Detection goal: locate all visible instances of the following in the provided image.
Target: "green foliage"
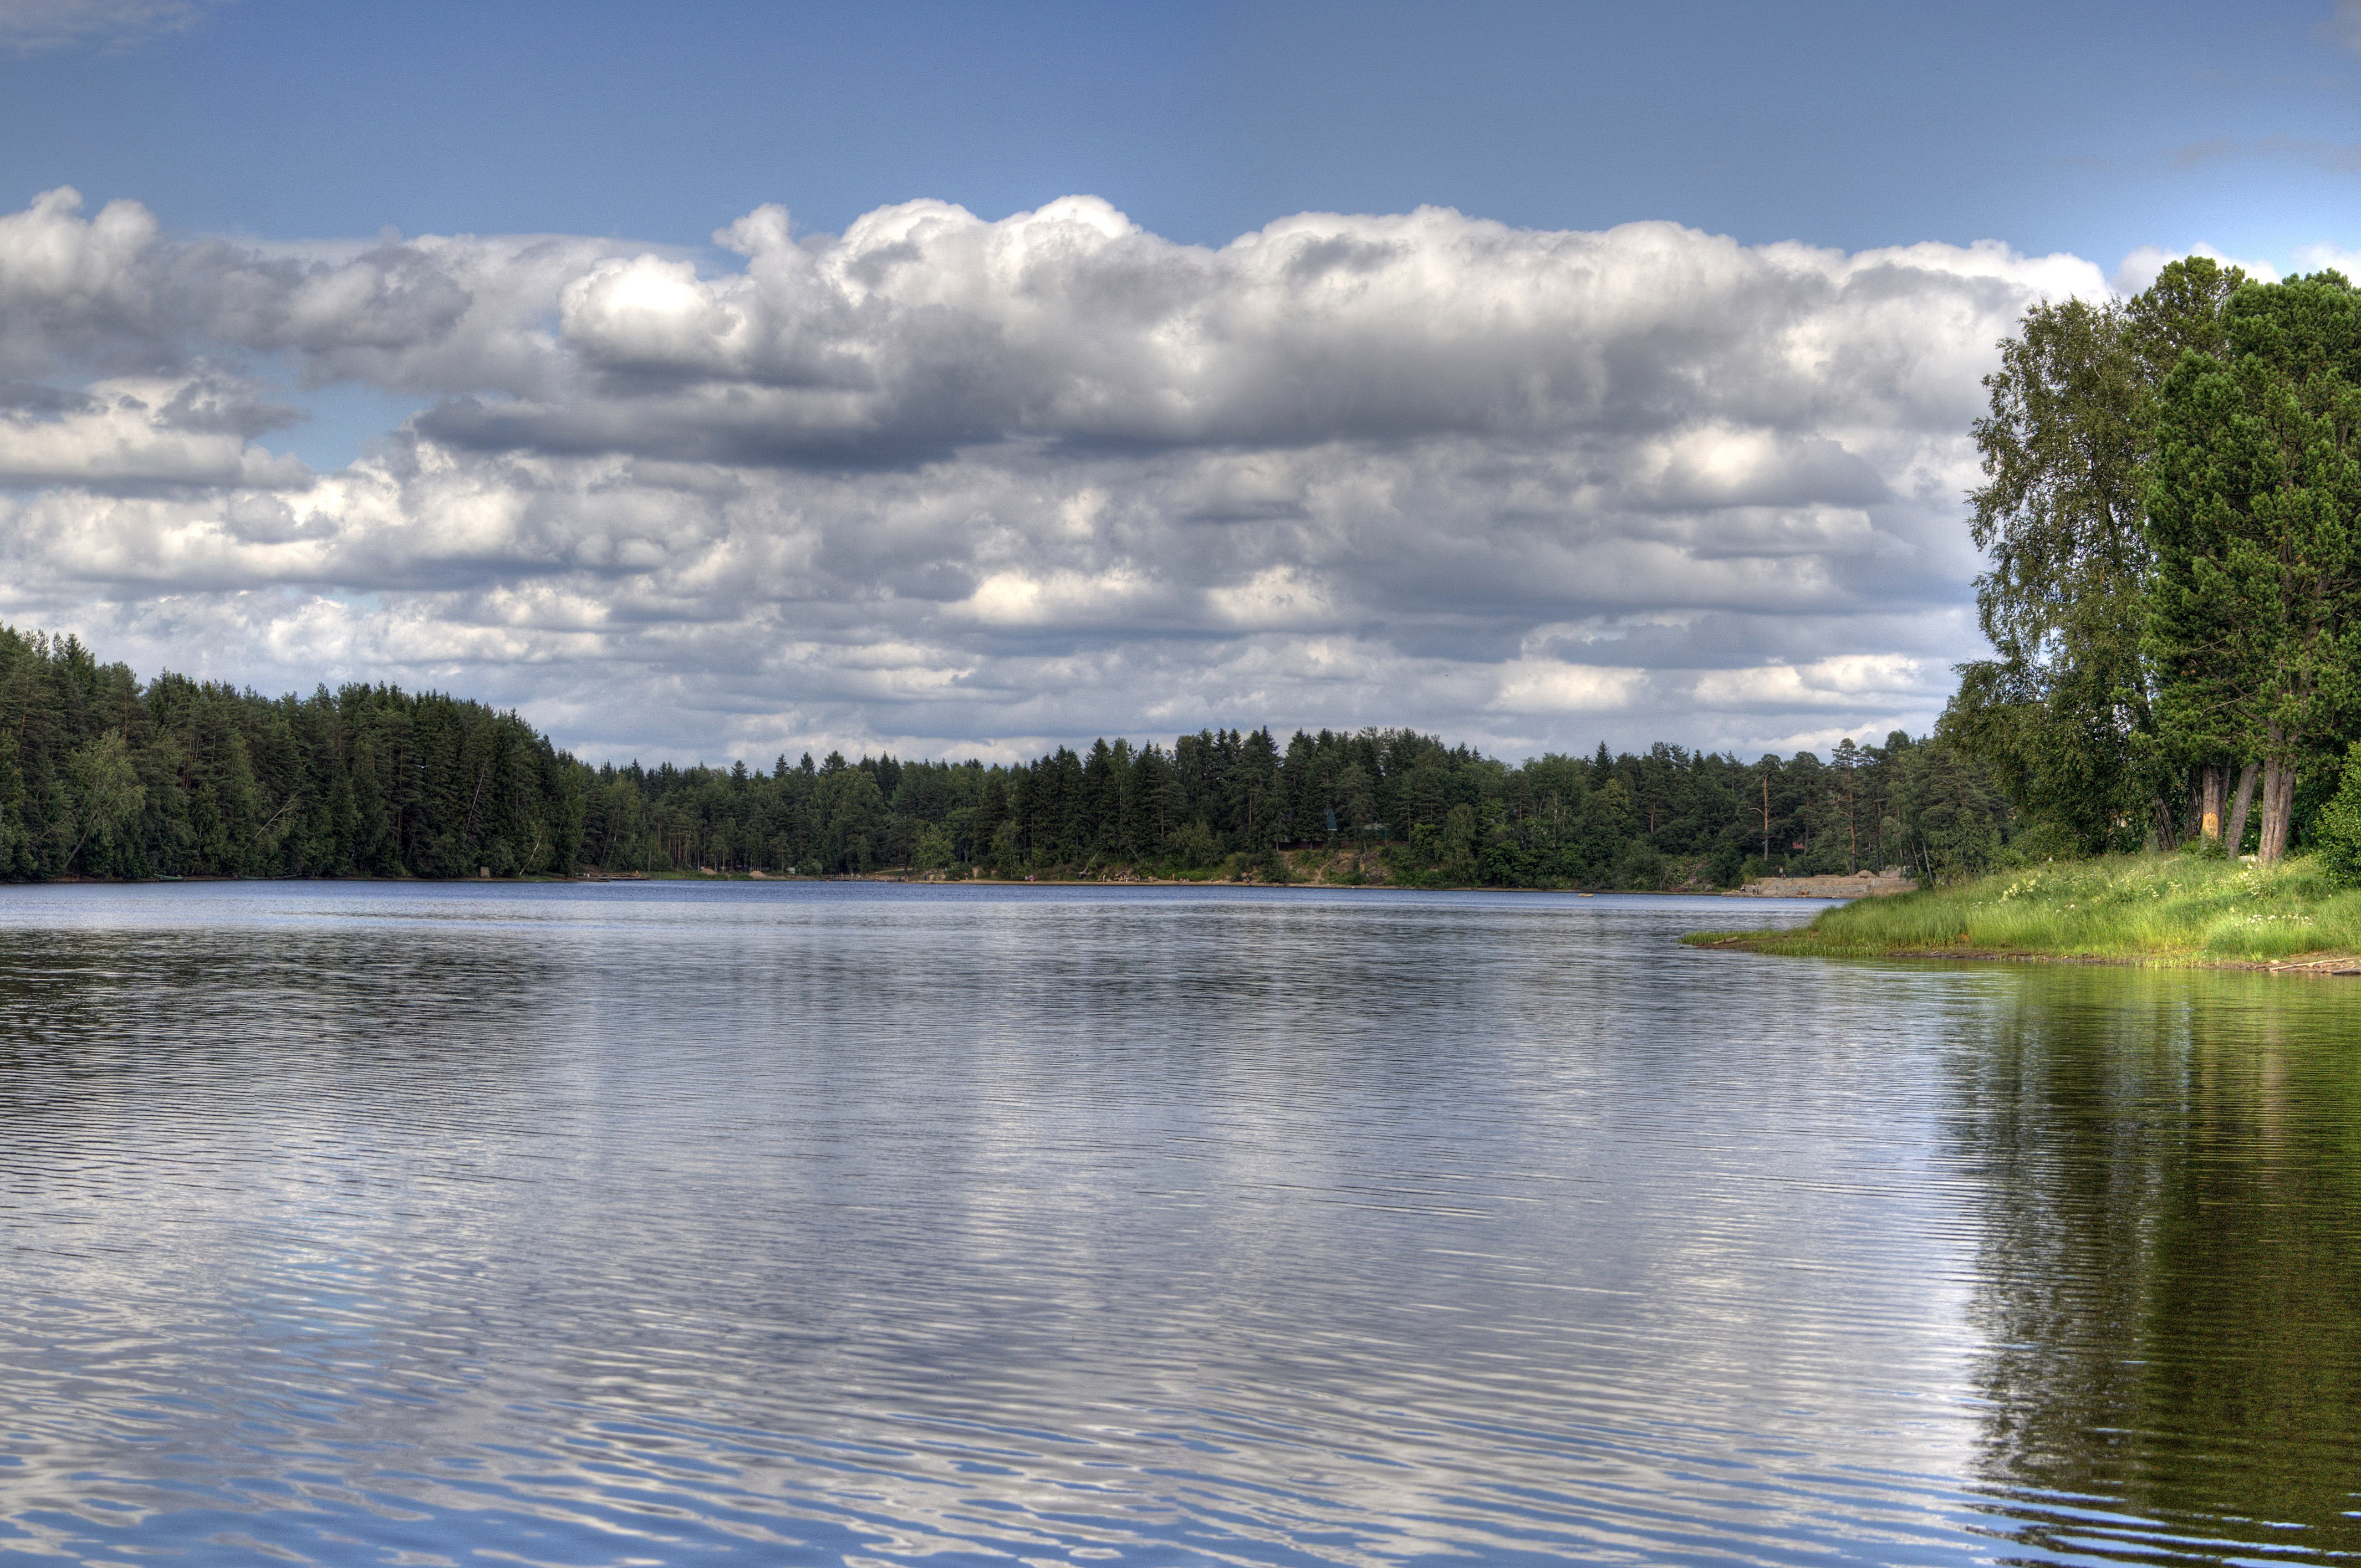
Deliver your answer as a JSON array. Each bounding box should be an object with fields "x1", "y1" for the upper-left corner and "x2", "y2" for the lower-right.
[
  {"x1": 1944, "y1": 259, "x2": 2245, "y2": 853},
  {"x1": 987, "y1": 820, "x2": 1023, "y2": 876},
  {"x1": 920, "y1": 726, "x2": 2006, "y2": 890},
  {"x1": 63, "y1": 729, "x2": 143, "y2": 874},
  {"x1": 1164, "y1": 819, "x2": 1221, "y2": 870},
  {"x1": 2312, "y1": 744, "x2": 2361, "y2": 890},
  {"x1": 2148, "y1": 270, "x2": 2361, "y2": 860},
  {"x1": 0, "y1": 625, "x2": 584, "y2": 881},
  {"x1": 1991, "y1": 816, "x2": 2083, "y2": 871},
  {"x1": 1944, "y1": 260, "x2": 2244, "y2": 854},
  {"x1": 0, "y1": 619, "x2": 2022, "y2": 890},
  {"x1": 2180, "y1": 828, "x2": 2229, "y2": 861},
  {"x1": 1947, "y1": 295, "x2": 2153, "y2": 850},
  {"x1": 1947, "y1": 259, "x2": 2361, "y2": 869},
  {"x1": 910, "y1": 823, "x2": 955, "y2": 871}
]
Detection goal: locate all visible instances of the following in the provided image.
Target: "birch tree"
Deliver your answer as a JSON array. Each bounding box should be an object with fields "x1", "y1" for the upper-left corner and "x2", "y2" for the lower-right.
[{"x1": 1942, "y1": 258, "x2": 2242, "y2": 851}]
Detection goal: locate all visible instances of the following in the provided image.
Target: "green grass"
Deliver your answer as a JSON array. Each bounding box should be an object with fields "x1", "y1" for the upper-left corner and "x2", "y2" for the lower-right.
[{"x1": 1685, "y1": 852, "x2": 2361, "y2": 965}]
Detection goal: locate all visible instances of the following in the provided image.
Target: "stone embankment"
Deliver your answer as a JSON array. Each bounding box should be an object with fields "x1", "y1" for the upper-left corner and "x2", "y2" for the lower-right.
[{"x1": 1731, "y1": 870, "x2": 1916, "y2": 898}]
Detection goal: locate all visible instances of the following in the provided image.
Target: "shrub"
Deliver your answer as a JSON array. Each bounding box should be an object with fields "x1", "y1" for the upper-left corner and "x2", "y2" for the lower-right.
[
  {"x1": 1615, "y1": 839, "x2": 1665, "y2": 890},
  {"x1": 2313, "y1": 743, "x2": 2361, "y2": 890},
  {"x1": 1992, "y1": 816, "x2": 2080, "y2": 871}
]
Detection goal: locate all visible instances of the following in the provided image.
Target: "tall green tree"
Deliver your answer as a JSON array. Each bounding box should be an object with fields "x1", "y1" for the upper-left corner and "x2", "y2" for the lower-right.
[
  {"x1": 1943, "y1": 259, "x2": 2243, "y2": 851},
  {"x1": 63, "y1": 729, "x2": 144, "y2": 875},
  {"x1": 2148, "y1": 272, "x2": 2361, "y2": 862}
]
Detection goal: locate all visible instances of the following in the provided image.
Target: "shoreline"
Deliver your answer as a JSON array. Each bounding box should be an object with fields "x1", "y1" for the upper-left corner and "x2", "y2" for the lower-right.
[
  {"x1": 1682, "y1": 852, "x2": 2361, "y2": 975},
  {"x1": 29, "y1": 870, "x2": 1765, "y2": 896},
  {"x1": 1683, "y1": 931, "x2": 2361, "y2": 975}
]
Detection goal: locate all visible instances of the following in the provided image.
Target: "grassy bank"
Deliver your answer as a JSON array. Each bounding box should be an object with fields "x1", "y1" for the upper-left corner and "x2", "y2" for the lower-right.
[{"x1": 1686, "y1": 852, "x2": 2361, "y2": 967}]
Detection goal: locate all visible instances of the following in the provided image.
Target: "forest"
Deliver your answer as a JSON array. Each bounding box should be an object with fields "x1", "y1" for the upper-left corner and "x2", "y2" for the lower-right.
[{"x1": 0, "y1": 621, "x2": 2008, "y2": 887}]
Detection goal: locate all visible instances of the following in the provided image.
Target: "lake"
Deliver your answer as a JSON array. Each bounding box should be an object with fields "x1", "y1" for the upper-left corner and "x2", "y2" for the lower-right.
[{"x1": 0, "y1": 881, "x2": 2353, "y2": 1566}]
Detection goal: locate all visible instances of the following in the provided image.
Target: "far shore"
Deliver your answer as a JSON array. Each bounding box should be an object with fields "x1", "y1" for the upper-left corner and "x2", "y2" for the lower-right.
[
  {"x1": 37, "y1": 867, "x2": 1800, "y2": 896},
  {"x1": 37, "y1": 842, "x2": 1857, "y2": 897}
]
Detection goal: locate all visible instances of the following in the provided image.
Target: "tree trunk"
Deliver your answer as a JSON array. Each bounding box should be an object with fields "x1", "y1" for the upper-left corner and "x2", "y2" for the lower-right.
[
  {"x1": 2200, "y1": 763, "x2": 2226, "y2": 840},
  {"x1": 2225, "y1": 762, "x2": 2260, "y2": 856},
  {"x1": 2258, "y1": 740, "x2": 2297, "y2": 864}
]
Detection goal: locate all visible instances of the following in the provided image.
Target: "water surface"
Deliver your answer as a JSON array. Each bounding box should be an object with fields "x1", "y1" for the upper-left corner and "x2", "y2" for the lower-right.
[{"x1": 0, "y1": 881, "x2": 2353, "y2": 1565}]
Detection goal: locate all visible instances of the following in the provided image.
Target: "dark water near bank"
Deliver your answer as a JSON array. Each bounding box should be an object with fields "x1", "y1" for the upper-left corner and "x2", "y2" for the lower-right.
[{"x1": 0, "y1": 882, "x2": 2354, "y2": 1566}]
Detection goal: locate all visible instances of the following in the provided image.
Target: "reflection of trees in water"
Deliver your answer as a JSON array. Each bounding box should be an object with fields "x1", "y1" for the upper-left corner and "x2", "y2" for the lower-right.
[{"x1": 1952, "y1": 971, "x2": 2361, "y2": 1561}]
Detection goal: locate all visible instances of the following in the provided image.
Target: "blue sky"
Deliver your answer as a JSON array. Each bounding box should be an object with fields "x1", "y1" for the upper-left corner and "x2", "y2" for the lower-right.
[
  {"x1": 7, "y1": 1, "x2": 2357, "y2": 264},
  {"x1": 2, "y1": 0, "x2": 2359, "y2": 764}
]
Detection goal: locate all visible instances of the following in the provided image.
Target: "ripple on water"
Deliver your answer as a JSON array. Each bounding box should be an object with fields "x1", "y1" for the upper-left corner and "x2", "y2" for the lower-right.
[{"x1": 0, "y1": 882, "x2": 2354, "y2": 1565}]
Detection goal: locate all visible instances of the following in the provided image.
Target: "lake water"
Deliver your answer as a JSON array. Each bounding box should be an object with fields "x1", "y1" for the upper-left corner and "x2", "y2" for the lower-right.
[{"x1": 0, "y1": 882, "x2": 2354, "y2": 1567}]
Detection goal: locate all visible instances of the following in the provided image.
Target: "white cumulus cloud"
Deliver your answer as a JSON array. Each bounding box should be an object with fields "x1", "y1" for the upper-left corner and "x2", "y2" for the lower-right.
[{"x1": 0, "y1": 187, "x2": 2119, "y2": 762}]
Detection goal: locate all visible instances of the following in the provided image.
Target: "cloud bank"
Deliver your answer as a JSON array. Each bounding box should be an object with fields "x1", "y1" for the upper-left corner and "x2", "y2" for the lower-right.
[{"x1": 0, "y1": 186, "x2": 2110, "y2": 762}]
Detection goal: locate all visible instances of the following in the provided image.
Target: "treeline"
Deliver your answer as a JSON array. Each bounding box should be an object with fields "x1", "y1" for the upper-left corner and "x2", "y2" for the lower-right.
[
  {"x1": 585, "y1": 729, "x2": 2005, "y2": 887},
  {"x1": 0, "y1": 626, "x2": 581, "y2": 881},
  {"x1": 1950, "y1": 258, "x2": 2361, "y2": 862},
  {"x1": 0, "y1": 621, "x2": 2011, "y2": 886}
]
